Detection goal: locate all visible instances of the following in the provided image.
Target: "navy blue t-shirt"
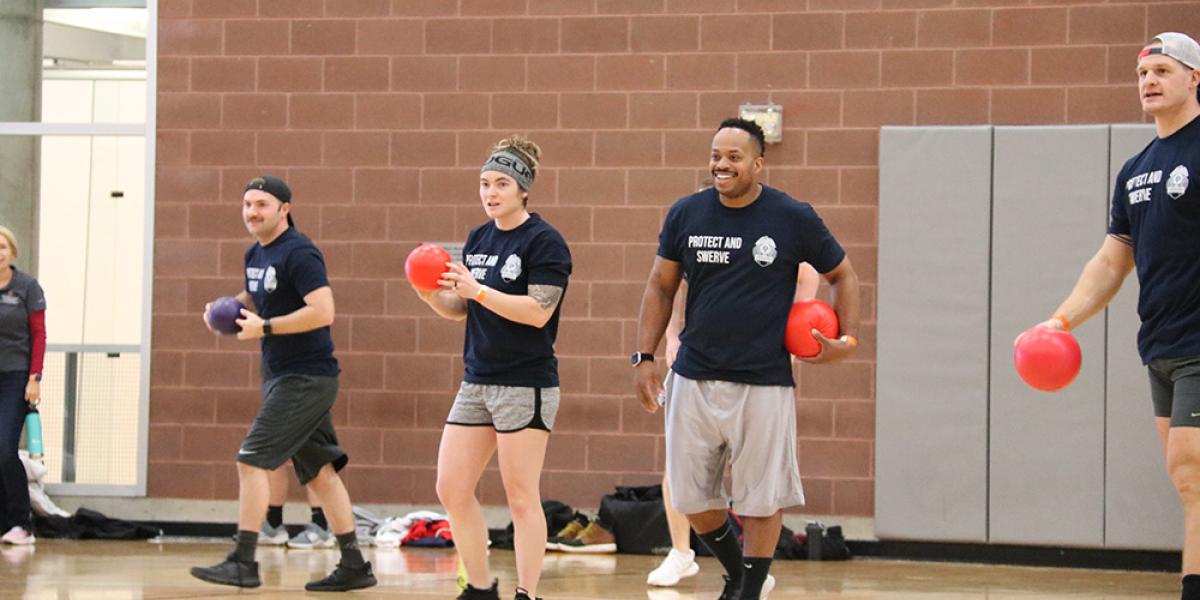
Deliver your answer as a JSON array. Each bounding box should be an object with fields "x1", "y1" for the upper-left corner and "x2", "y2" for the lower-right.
[
  {"x1": 658, "y1": 186, "x2": 845, "y2": 386},
  {"x1": 462, "y1": 213, "x2": 572, "y2": 388},
  {"x1": 1109, "y1": 114, "x2": 1200, "y2": 364},
  {"x1": 244, "y1": 227, "x2": 338, "y2": 378}
]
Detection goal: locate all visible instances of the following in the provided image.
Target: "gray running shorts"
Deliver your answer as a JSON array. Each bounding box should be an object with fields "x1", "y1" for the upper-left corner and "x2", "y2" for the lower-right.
[
  {"x1": 238, "y1": 374, "x2": 347, "y2": 485},
  {"x1": 447, "y1": 382, "x2": 559, "y2": 433}
]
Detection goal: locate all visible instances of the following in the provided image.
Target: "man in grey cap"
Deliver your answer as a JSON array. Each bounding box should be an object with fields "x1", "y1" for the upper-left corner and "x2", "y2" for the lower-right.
[{"x1": 1023, "y1": 32, "x2": 1200, "y2": 600}]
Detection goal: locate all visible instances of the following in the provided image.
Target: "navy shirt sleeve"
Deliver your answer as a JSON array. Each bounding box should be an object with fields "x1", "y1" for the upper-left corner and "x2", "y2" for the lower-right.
[
  {"x1": 657, "y1": 201, "x2": 684, "y2": 262},
  {"x1": 1108, "y1": 160, "x2": 1132, "y2": 236},
  {"x1": 526, "y1": 230, "x2": 572, "y2": 288},
  {"x1": 796, "y1": 203, "x2": 846, "y2": 274},
  {"x1": 286, "y1": 246, "x2": 330, "y2": 298}
]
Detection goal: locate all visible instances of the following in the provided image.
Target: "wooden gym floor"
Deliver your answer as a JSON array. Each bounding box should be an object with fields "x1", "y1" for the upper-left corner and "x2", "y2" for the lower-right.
[{"x1": 2, "y1": 539, "x2": 1179, "y2": 599}]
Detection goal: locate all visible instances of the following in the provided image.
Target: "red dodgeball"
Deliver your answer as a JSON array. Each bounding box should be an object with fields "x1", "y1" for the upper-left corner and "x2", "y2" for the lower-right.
[
  {"x1": 405, "y1": 243, "x2": 452, "y2": 292},
  {"x1": 785, "y1": 299, "x2": 839, "y2": 358},
  {"x1": 1014, "y1": 326, "x2": 1082, "y2": 392}
]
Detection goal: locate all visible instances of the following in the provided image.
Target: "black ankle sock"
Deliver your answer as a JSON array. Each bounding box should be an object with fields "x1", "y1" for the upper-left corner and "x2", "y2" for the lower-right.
[
  {"x1": 740, "y1": 557, "x2": 772, "y2": 599},
  {"x1": 233, "y1": 529, "x2": 258, "y2": 563},
  {"x1": 1183, "y1": 574, "x2": 1200, "y2": 600},
  {"x1": 311, "y1": 507, "x2": 328, "y2": 529},
  {"x1": 266, "y1": 505, "x2": 283, "y2": 529},
  {"x1": 697, "y1": 518, "x2": 743, "y2": 582},
  {"x1": 336, "y1": 531, "x2": 364, "y2": 567}
]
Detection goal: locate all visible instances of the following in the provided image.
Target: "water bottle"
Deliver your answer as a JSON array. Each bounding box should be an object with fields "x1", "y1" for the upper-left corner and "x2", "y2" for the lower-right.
[
  {"x1": 25, "y1": 404, "x2": 43, "y2": 461},
  {"x1": 805, "y1": 521, "x2": 823, "y2": 561}
]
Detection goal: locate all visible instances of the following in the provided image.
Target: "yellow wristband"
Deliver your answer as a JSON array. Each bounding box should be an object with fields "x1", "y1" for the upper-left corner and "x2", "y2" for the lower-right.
[
  {"x1": 1053, "y1": 313, "x2": 1071, "y2": 331},
  {"x1": 475, "y1": 285, "x2": 488, "y2": 302}
]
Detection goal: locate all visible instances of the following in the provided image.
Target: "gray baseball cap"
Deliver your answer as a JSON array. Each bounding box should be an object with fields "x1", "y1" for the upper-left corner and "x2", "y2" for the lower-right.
[{"x1": 1141, "y1": 32, "x2": 1200, "y2": 69}]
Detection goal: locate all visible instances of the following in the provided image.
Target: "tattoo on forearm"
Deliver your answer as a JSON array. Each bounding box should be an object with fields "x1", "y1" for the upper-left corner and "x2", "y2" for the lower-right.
[{"x1": 529, "y1": 285, "x2": 564, "y2": 310}]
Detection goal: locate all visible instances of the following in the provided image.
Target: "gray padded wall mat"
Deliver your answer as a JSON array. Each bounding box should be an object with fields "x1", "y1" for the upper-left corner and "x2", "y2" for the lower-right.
[
  {"x1": 1104, "y1": 124, "x2": 1183, "y2": 550},
  {"x1": 877, "y1": 127, "x2": 992, "y2": 542},
  {"x1": 988, "y1": 126, "x2": 1110, "y2": 546}
]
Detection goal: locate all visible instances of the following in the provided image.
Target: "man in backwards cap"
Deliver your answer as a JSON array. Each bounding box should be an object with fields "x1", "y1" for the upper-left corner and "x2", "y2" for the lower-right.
[
  {"x1": 1025, "y1": 33, "x2": 1200, "y2": 600},
  {"x1": 191, "y1": 176, "x2": 376, "y2": 592}
]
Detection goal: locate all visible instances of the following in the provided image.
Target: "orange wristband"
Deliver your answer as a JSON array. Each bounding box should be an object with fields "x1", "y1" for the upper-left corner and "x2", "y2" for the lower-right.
[
  {"x1": 475, "y1": 285, "x2": 488, "y2": 302},
  {"x1": 1053, "y1": 313, "x2": 1071, "y2": 331}
]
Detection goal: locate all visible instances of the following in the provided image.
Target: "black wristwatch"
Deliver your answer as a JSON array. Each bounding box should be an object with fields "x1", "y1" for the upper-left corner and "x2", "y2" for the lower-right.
[
  {"x1": 631, "y1": 352, "x2": 655, "y2": 367},
  {"x1": 262, "y1": 319, "x2": 273, "y2": 337}
]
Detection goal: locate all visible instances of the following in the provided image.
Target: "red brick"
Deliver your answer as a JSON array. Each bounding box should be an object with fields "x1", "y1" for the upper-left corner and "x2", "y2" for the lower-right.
[
  {"x1": 524, "y1": 130, "x2": 594, "y2": 167},
  {"x1": 213, "y1": 389, "x2": 260, "y2": 425},
  {"x1": 380, "y1": 429, "x2": 440, "y2": 467},
  {"x1": 664, "y1": 130, "x2": 714, "y2": 167},
  {"x1": 627, "y1": 168, "x2": 695, "y2": 207},
  {"x1": 191, "y1": 131, "x2": 255, "y2": 166},
  {"x1": 158, "y1": 93, "x2": 221, "y2": 129},
  {"x1": 700, "y1": 14, "x2": 769, "y2": 52},
  {"x1": 593, "y1": 208, "x2": 661, "y2": 244},
  {"x1": 993, "y1": 8, "x2": 1067, "y2": 46},
  {"x1": 629, "y1": 93, "x2": 697, "y2": 129},
  {"x1": 150, "y1": 387, "x2": 216, "y2": 425},
  {"x1": 916, "y1": 10, "x2": 991, "y2": 48},
  {"x1": 528, "y1": 56, "x2": 595, "y2": 91},
  {"x1": 843, "y1": 89, "x2": 913, "y2": 127},
  {"x1": 160, "y1": 20, "x2": 223, "y2": 56},
  {"x1": 316, "y1": 204, "x2": 387, "y2": 241},
  {"x1": 185, "y1": 351, "x2": 253, "y2": 388},
  {"x1": 347, "y1": 315, "x2": 416, "y2": 352},
  {"x1": 737, "y1": 52, "x2": 807, "y2": 90},
  {"x1": 666, "y1": 0, "x2": 730, "y2": 12},
  {"x1": 807, "y1": 129, "x2": 877, "y2": 167},
  {"x1": 352, "y1": 94, "x2": 420, "y2": 130},
  {"x1": 188, "y1": 203, "x2": 247, "y2": 239},
  {"x1": 1068, "y1": 5, "x2": 1147, "y2": 45},
  {"x1": 561, "y1": 93, "x2": 628, "y2": 129},
  {"x1": 1031, "y1": 46, "x2": 1107, "y2": 85},
  {"x1": 620, "y1": 400, "x2": 663, "y2": 434},
  {"x1": 664, "y1": 54, "x2": 735, "y2": 91},
  {"x1": 563, "y1": 17, "x2": 629, "y2": 52},
  {"x1": 224, "y1": 19, "x2": 288, "y2": 55},
  {"x1": 288, "y1": 94, "x2": 354, "y2": 129},
  {"x1": 739, "y1": 0, "x2": 808, "y2": 10},
  {"x1": 424, "y1": 94, "x2": 490, "y2": 129},
  {"x1": 149, "y1": 425, "x2": 182, "y2": 461},
  {"x1": 955, "y1": 48, "x2": 1029, "y2": 86},
  {"x1": 916, "y1": 88, "x2": 990, "y2": 125},
  {"x1": 158, "y1": 57, "x2": 191, "y2": 93},
  {"x1": 1108, "y1": 45, "x2": 1143, "y2": 85},
  {"x1": 254, "y1": 131, "x2": 321, "y2": 166},
  {"x1": 415, "y1": 315, "x2": 466, "y2": 354},
  {"x1": 159, "y1": 0, "x2": 191, "y2": 18},
  {"x1": 762, "y1": 92, "x2": 839, "y2": 130},
  {"x1": 811, "y1": 51, "x2": 880, "y2": 89},
  {"x1": 588, "y1": 434, "x2": 657, "y2": 472},
  {"x1": 1148, "y1": 5, "x2": 1200, "y2": 42},
  {"x1": 151, "y1": 351, "x2": 185, "y2": 387},
  {"x1": 771, "y1": 13, "x2": 843, "y2": 51},
  {"x1": 834, "y1": 400, "x2": 874, "y2": 439},
  {"x1": 385, "y1": 354, "x2": 455, "y2": 392},
  {"x1": 544, "y1": 471, "x2": 619, "y2": 510},
  {"x1": 328, "y1": 279, "x2": 387, "y2": 316},
  {"x1": 847, "y1": 11, "x2": 917, "y2": 49},
  {"x1": 324, "y1": 131, "x2": 390, "y2": 167},
  {"x1": 357, "y1": 19, "x2": 424, "y2": 55},
  {"x1": 392, "y1": 56, "x2": 457, "y2": 92},
  {"x1": 219, "y1": 167, "x2": 262, "y2": 200},
  {"x1": 567, "y1": 244, "x2": 625, "y2": 282},
  {"x1": 257, "y1": 57, "x2": 322, "y2": 92},
  {"x1": 191, "y1": 57, "x2": 255, "y2": 92},
  {"x1": 259, "y1": 0, "x2": 322, "y2": 16},
  {"x1": 461, "y1": 0, "x2": 524, "y2": 14},
  {"x1": 795, "y1": 399, "x2": 834, "y2": 438},
  {"x1": 597, "y1": 55, "x2": 665, "y2": 90},
  {"x1": 799, "y1": 439, "x2": 871, "y2": 478},
  {"x1": 542, "y1": 435, "x2": 587, "y2": 471},
  {"x1": 425, "y1": 18, "x2": 492, "y2": 54},
  {"x1": 158, "y1": 167, "x2": 220, "y2": 205},
  {"x1": 493, "y1": 18, "x2": 561, "y2": 54},
  {"x1": 148, "y1": 462, "x2": 213, "y2": 499},
  {"x1": 391, "y1": 0, "x2": 458, "y2": 16},
  {"x1": 192, "y1": 0, "x2": 255, "y2": 17},
  {"x1": 327, "y1": 0, "x2": 390, "y2": 17},
  {"x1": 766, "y1": 168, "x2": 839, "y2": 204},
  {"x1": 1066, "y1": 85, "x2": 1144, "y2": 125},
  {"x1": 291, "y1": 20, "x2": 356, "y2": 56},
  {"x1": 347, "y1": 391, "x2": 415, "y2": 428},
  {"x1": 459, "y1": 56, "x2": 527, "y2": 92},
  {"x1": 839, "y1": 167, "x2": 877, "y2": 206},
  {"x1": 820, "y1": 206, "x2": 876, "y2": 246},
  {"x1": 221, "y1": 94, "x2": 287, "y2": 129},
  {"x1": 598, "y1": 0, "x2": 664, "y2": 13},
  {"x1": 834, "y1": 478, "x2": 875, "y2": 516},
  {"x1": 557, "y1": 169, "x2": 626, "y2": 206},
  {"x1": 340, "y1": 353, "x2": 384, "y2": 389},
  {"x1": 631, "y1": 16, "x2": 697, "y2": 52},
  {"x1": 529, "y1": 0, "x2": 593, "y2": 14},
  {"x1": 390, "y1": 132, "x2": 457, "y2": 167},
  {"x1": 534, "y1": 206, "x2": 593, "y2": 243},
  {"x1": 881, "y1": 49, "x2": 953, "y2": 87},
  {"x1": 596, "y1": 131, "x2": 662, "y2": 167},
  {"x1": 325, "y1": 57, "x2": 390, "y2": 92},
  {"x1": 420, "y1": 168, "x2": 481, "y2": 206},
  {"x1": 355, "y1": 168, "x2": 419, "y2": 204}
]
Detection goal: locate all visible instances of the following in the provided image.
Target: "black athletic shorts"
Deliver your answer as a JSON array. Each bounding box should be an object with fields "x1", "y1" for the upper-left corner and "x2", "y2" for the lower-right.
[
  {"x1": 1148, "y1": 355, "x2": 1200, "y2": 428},
  {"x1": 237, "y1": 373, "x2": 348, "y2": 484}
]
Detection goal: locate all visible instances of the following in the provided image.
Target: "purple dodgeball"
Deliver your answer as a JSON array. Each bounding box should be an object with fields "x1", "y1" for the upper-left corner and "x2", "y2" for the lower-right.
[{"x1": 207, "y1": 296, "x2": 244, "y2": 335}]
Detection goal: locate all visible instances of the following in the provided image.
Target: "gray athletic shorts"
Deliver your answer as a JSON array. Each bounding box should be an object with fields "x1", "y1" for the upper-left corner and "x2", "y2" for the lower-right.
[
  {"x1": 446, "y1": 382, "x2": 559, "y2": 432},
  {"x1": 238, "y1": 374, "x2": 348, "y2": 485},
  {"x1": 1149, "y1": 355, "x2": 1200, "y2": 427},
  {"x1": 664, "y1": 371, "x2": 805, "y2": 517}
]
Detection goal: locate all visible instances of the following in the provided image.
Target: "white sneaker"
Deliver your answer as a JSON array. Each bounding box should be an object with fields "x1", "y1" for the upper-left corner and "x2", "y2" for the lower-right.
[
  {"x1": 646, "y1": 548, "x2": 699, "y2": 587},
  {"x1": 258, "y1": 520, "x2": 288, "y2": 545},
  {"x1": 760, "y1": 574, "x2": 775, "y2": 598},
  {"x1": 1, "y1": 527, "x2": 34, "y2": 545},
  {"x1": 286, "y1": 522, "x2": 335, "y2": 549}
]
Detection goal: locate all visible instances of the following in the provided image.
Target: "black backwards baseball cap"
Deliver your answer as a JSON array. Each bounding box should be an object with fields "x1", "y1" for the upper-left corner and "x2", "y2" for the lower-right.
[{"x1": 245, "y1": 175, "x2": 294, "y2": 227}]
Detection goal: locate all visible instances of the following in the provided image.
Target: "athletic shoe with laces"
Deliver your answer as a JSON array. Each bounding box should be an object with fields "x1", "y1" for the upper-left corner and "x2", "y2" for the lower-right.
[
  {"x1": 1, "y1": 526, "x2": 34, "y2": 546},
  {"x1": 189, "y1": 555, "x2": 261, "y2": 588},
  {"x1": 287, "y1": 522, "x2": 335, "y2": 549},
  {"x1": 457, "y1": 578, "x2": 500, "y2": 600},
  {"x1": 545, "y1": 511, "x2": 589, "y2": 550},
  {"x1": 258, "y1": 520, "x2": 288, "y2": 545},
  {"x1": 717, "y1": 573, "x2": 776, "y2": 599},
  {"x1": 557, "y1": 519, "x2": 617, "y2": 554},
  {"x1": 646, "y1": 548, "x2": 699, "y2": 586},
  {"x1": 514, "y1": 587, "x2": 542, "y2": 600},
  {"x1": 304, "y1": 560, "x2": 377, "y2": 592}
]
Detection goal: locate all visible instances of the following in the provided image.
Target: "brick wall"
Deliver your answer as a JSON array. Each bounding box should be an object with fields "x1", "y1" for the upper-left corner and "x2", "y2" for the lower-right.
[{"x1": 150, "y1": 0, "x2": 1198, "y2": 516}]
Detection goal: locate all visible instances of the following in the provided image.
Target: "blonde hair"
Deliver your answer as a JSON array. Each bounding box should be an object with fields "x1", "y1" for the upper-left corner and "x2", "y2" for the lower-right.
[
  {"x1": 491, "y1": 135, "x2": 542, "y2": 179},
  {"x1": 0, "y1": 226, "x2": 17, "y2": 258}
]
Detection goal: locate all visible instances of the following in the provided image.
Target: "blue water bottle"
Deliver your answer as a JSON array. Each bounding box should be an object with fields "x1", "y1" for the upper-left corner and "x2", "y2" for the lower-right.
[{"x1": 25, "y1": 404, "x2": 43, "y2": 461}]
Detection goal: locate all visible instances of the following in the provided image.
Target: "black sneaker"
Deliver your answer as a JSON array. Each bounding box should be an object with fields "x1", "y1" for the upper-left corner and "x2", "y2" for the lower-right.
[
  {"x1": 304, "y1": 561, "x2": 377, "y2": 592},
  {"x1": 717, "y1": 574, "x2": 741, "y2": 600},
  {"x1": 457, "y1": 578, "x2": 500, "y2": 600},
  {"x1": 514, "y1": 586, "x2": 542, "y2": 600},
  {"x1": 189, "y1": 557, "x2": 261, "y2": 588}
]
